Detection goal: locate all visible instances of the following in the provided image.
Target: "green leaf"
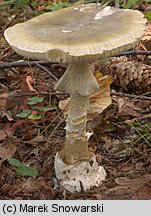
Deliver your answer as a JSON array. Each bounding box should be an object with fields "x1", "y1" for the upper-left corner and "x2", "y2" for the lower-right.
[
  {"x1": 45, "y1": 2, "x2": 71, "y2": 11},
  {"x1": 8, "y1": 158, "x2": 22, "y2": 167},
  {"x1": 28, "y1": 114, "x2": 42, "y2": 120},
  {"x1": 0, "y1": 144, "x2": 3, "y2": 152},
  {"x1": 115, "y1": 0, "x2": 120, "y2": 8},
  {"x1": 16, "y1": 165, "x2": 38, "y2": 177},
  {"x1": 34, "y1": 105, "x2": 55, "y2": 112},
  {"x1": 31, "y1": 1, "x2": 39, "y2": 7},
  {"x1": 122, "y1": 0, "x2": 140, "y2": 9},
  {"x1": 0, "y1": 0, "x2": 15, "y2": 10},
  {"x1": 16, "y1": 109, "x2": 32, "y2": 118},
  {"x1": 14, "y1": 0, "x2": 29, "y2": 9},
  {"x1": 27, "y1": 97, "x2": 43, "y2": 105},
  {"x1": 8, "y1": 157, "x2": 38, "y2": 177},
  {"x1": 145, "y1": 11, "x2": 151, "y2": 20},
  {"x1": 0, "y1": 5, "x2": 5, "y2": 10}
]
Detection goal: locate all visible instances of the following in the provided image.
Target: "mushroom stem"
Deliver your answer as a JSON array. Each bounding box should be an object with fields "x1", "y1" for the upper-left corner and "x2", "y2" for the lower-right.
[
  {"x1": 55, "y1": 61, "x2": 99, "y2": 96},
  {"x1": 63, "y1": 94, "x2": 90, "y2": 165},
  {"x1": 55, "y1": 61, "x2": 99, "y2": 165}
]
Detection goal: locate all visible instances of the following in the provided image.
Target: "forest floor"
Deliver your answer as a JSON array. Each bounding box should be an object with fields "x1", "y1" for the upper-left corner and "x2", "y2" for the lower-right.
[{"x1": 0, "y1": 1, "x2": 151, "y2": 200}]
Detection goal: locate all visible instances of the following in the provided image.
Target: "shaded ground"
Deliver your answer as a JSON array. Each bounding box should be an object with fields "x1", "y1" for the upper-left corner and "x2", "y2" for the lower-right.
[{"x1": 0, "y1": 1, "x2": 151, "y2": 200}]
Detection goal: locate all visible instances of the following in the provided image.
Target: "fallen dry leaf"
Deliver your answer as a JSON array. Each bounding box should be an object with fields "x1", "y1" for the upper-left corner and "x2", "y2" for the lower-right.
[
  {"x1": 28, "y1": 135, "x2": 45, "y2": 144},
  {"x1": 0, "y1": 75, "x2": 37, "y2": 114},
  {"x1": 22, "y1": 178, "x2": 50, "y2": 193},
  {"x1": 132, "y1": 181, "x2": 151, "y2": 199},
  {"x1": 140, "y1": 21, "x2": 151, "y2": 48},
  {"x1": 0, "y1": 126, "x2": 14, "y2": 141},
  {"x1": 88, "y1": 75, "x2": 112, "y2": 120},
  {"x1": 0, "y1": 92, "x2": 23, "y2": 111},
  {"x1": 59, "y1": 97, "x2": 70, "y2": 116},
  {"x1": 0, "y1": 140, "x2": 17, "y2": 166},
  {"x1": 0, "y1": 92, "x2": 8, "y2": 109},
  {"x1": 116, "y1": 97, "x2": 141, "y2": 118},
  {"x1": 136, "y1": 21, "x2": 151, "y2": 61},
  {"x1": 9, "y1": 178, "x2": 55, "y2": 199},
  {"x1": 20, "y1": 75, "x2": 37, "y2": 93},
  {"x1": 104, "y1": 174, "x2": 151, "y2": 199},
  {"x1": 0, "y1": 110, "x2": 14, "y2": 121},
  {"x1": 115, "y1": 174, "x2": 151, "y2": 186}
]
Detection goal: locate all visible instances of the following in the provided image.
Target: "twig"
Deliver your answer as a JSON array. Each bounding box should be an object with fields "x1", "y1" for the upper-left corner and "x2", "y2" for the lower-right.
[
  {"x1": 125, "y1": 114, "x2": 151, "y2": 123},
  {"x1": 13, "y1": 92, "x2": 69, "y2": 97},
  {"x1": 111, "y1": 91, "x2": 151, "y2": 101},
  {"x1": 0, "y1": 50, "x2": 151, "y2": 69},
  {"x1": 0, "y1": 60, "x2": 52, "y2": 68},
  {"x1": 119, "y1": 50, "x2": 151, "y2": 57},
  {"x1": 12, "y1": 89, "x2": 151, "y2": 101},
  {"x1": 142, "y1": 91, "x2": 151, "y2": 96},
  {"x1": 36, "y1": 63, "x2": 58, "y2": 82}
]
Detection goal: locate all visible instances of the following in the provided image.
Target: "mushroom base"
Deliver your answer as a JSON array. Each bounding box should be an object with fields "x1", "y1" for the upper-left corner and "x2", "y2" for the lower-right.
[{"x1": 55, "y1": 152, "x2": 106, "y2": 193}]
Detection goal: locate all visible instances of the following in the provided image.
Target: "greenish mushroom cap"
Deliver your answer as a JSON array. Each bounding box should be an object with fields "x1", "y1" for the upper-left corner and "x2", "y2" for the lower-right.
[{"x1": 4, "y1": 4, "x2": 146, "y2": 62}]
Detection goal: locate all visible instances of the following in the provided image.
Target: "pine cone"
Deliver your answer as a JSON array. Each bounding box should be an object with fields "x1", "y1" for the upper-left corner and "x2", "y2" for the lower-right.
[{"x1": 104, "y1": 58, "x2": 151, "y2": 94}]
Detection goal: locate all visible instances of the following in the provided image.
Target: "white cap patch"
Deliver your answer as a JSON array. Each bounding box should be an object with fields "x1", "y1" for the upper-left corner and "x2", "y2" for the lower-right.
[{"x1": 94, "y1": 6, "x2": 113, "y2": 20}]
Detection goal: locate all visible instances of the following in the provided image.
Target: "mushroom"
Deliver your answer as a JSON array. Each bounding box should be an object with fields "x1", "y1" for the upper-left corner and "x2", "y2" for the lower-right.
[{"x1": 4, "y1": 3, "x2": 146, "y2": 192}]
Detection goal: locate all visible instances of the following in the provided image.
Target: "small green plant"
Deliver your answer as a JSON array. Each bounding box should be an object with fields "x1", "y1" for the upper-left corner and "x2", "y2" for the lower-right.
[
  {"x1": 8, "y1": 158, "x2": 38, "y2": 177},
  {"x1": 45, "y1": 2, "x2": 71, "y2": 11},
  {"x1": 145, "y1": 11, "x2": 151, "y2": 20},
  {"x1": 16, "y1": 109, "x2": 42, "y2": 120},
  {"x1": 27, "y1": 96, "x2": 44, "y2": 106},
  {"x1": 127, "y1": 122, "x2": 151, "y2": 148},
  {"x1": 122, "y1": 0, "x2": 148, "y2": 9},
  {"x1": 84, "y1": 0, "x2": 150, "y2": 9},
  {"x1": 0, "y1": 0, "x2": 29, "y2": 10},
  {"x1": 16, "y1": 109, "x2": 32, "y2": 118},
  {"x1": 14, "y1": 0, "x2": 29, "y2": 9},
  {"x1": 34, "y1": 105, "x2": 55, "y2": 112},
  {"x1": 16, "y1": 96, "x2": 55, "y2": 120},
  {"x1": 28, "y1": 114, "x2": 42, "y2": 120}
]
